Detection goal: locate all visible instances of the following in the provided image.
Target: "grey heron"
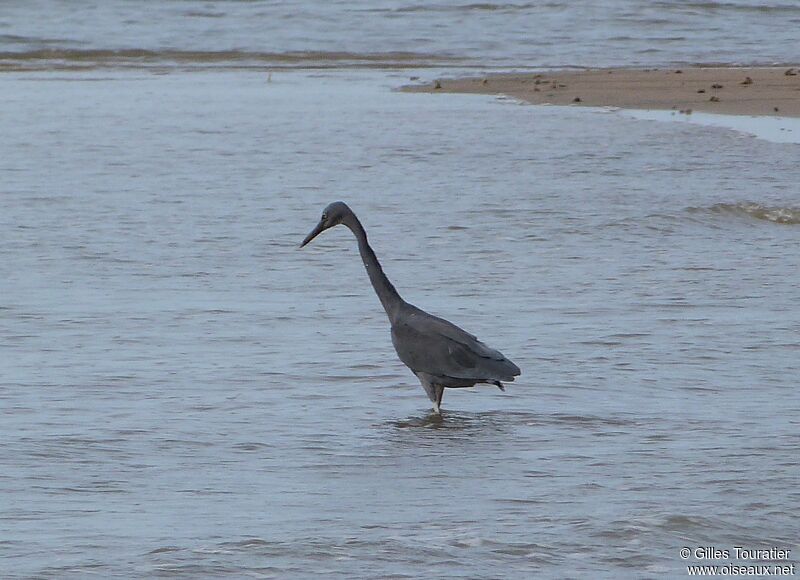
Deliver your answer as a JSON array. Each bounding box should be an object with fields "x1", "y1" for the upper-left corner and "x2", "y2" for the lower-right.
[{"x1": 301, "y1": 201, "x2": 521, "y2": 413}]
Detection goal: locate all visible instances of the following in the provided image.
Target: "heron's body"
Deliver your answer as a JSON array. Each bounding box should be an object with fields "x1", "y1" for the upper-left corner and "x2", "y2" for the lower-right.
[{"x1": 301, "y1": 201, "x2": 521, "y2": 413}]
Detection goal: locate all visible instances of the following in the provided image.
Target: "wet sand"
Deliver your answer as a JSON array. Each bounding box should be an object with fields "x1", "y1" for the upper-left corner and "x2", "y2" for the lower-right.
[{"x1": 407, "y1": 66, "x2": 800, "y2": 117}]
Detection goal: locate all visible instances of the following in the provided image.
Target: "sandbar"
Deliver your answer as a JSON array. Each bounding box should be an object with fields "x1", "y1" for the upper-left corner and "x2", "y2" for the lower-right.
[{"x1": 405, "y1": 66, "x2": 800, "y2": 117}]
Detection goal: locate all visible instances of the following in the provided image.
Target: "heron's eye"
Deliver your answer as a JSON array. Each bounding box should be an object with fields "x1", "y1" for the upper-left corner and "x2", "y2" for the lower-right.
[{"x1": 321, "y1": 212, "x2": 328, "y2": 221}]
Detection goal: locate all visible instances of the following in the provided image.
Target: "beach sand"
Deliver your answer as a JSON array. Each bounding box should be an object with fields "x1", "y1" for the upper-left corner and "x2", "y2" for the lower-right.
[{"x1": 406, "y1": 66, "x2": 800, "y2": 117}]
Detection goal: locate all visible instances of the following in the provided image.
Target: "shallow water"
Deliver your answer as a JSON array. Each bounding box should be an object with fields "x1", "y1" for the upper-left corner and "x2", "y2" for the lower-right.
[
  {"x1": 3, "y1": 1, "x2": 800, "y2": 578},
  {"x1": 3, "y1": 0, "x2": 800, "y2": 70},
  {"x1": 624, "y1": 108, "x2": 800, "y2": 144},
  {"x1": 2, "y1": 68, "x2": 799, "y2": 578}
]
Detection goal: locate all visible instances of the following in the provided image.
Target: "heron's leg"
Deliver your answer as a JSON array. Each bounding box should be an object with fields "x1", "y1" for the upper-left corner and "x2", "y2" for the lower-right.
[
  {"x1": 435, "y1": 386, "x2": 445, "y2": 411},
  {"x1": 415, "y1": 373, "x2": 443, "y2": 414}
]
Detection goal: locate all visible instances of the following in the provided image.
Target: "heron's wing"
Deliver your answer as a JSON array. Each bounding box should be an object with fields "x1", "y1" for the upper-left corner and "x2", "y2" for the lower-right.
[{"x1": 391, "y1": 309, "x2": 521, "y2": 382}]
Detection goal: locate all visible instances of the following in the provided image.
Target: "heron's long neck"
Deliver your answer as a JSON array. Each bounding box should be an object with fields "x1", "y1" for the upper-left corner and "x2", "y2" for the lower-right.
[{"x1": 344, "y1": 214, "x2": 403, "y2": 321}]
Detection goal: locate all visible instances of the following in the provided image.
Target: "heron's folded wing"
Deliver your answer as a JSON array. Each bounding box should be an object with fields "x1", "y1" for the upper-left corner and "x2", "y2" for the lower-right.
[
  {"x1": 391, "y1": 314, "x2": 520, "y2": 381},
  {"x1": 425, "y1": 313, "x2": 513, "y2": 362}
]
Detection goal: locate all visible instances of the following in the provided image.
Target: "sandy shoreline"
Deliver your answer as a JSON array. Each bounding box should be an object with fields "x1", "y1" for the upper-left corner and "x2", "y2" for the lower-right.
[{"x1": 405, "y1": 66, "x2": 800, "y2": 118}]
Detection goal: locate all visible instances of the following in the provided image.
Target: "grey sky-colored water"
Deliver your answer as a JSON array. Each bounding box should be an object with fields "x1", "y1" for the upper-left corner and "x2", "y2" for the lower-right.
[
  {"x1": 2, "y1": 0, "x2": 800, "y2": 69},
  {"x1": 3, "y1": 69, "x2": 799, "y2": 578},
  {"x1": 2, "y1": 1, "x2": 800, "y2": 578}
]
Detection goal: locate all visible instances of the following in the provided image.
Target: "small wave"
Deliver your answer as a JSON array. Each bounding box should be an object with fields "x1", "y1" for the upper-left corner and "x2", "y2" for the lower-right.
[
  {"x1": 230, "y1": 441, "x2": 272, "y2": 451},
  {"x1": 653, "y1": 0, "x2": 800, "y2": 14},
  {"x1": 689, "y1": 202, "x2": 800, "y2": 225},
  {"x1": 0, "y1": 48, "x2": 463, "y2": 72},
  {"x1": 393, "y1": 2, "x2": 547, "y2": 12},
  {"x1": 354, "y1": 2, "x2": 553, "y2": 13},
  {"x1": 148, "y1": 546, "x2": 182, "y2": 555}
]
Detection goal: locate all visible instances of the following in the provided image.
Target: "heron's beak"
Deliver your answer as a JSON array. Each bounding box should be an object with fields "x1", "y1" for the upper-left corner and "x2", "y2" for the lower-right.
[{"x1": 300, "y1": 220, "x2": 325, "y2": 248}]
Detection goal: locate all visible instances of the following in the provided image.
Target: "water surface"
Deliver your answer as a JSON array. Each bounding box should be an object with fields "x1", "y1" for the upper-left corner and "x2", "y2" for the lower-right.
[
  {"x1": 2, "y1": 1, "x2": 800, "y2": 578},
  {"x1": 3, "y1": 0, "x2": 800, "y2": 70},
  {"x1": 2, "y1": 69, "x2": 798, "y2": 578}
]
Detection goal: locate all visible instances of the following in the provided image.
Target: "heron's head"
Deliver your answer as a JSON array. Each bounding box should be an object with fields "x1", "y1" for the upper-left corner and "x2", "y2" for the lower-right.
[{"x1": 300, "y1": 201, "x2": 351, "y2": 247}]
